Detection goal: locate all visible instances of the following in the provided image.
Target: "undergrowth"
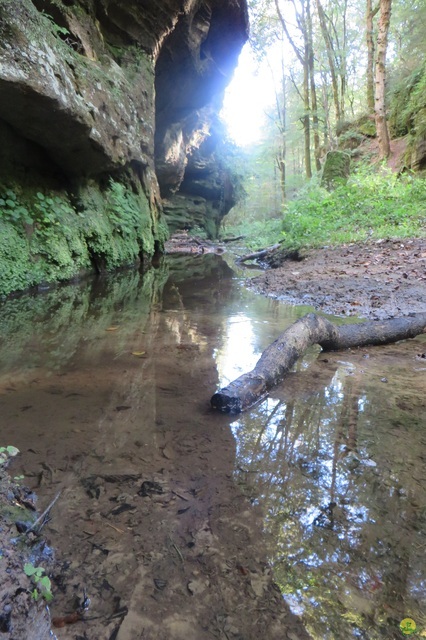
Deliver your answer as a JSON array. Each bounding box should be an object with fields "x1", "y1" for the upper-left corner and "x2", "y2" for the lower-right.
[
  {"x1": 281, "y1": 166, "x2": 426, "y2": 249},
  {"x1": 224, "y1": 166, "x2": 426, "y2": 250},
  {"x1": 221, "y1": 218, "x2": 283, "y2": 250}
]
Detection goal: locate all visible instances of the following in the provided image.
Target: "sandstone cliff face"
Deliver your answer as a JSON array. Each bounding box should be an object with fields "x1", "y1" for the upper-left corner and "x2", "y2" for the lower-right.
[{"x1": 0, "y1": 0, "x2": 248, "y2": 296}]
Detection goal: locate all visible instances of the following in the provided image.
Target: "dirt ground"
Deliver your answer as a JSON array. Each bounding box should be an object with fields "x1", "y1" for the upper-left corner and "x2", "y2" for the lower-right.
[
  {"x1": 249, "y1": 237, "x2": 426, "y2": 319},
  {"x1": 0, "y1": 466, "x2": 53, "y2": 640}
]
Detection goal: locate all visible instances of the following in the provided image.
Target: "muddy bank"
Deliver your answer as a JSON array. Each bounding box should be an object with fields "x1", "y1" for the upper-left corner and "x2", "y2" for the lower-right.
[
  {"x1": 249, "y1": 238, "x2": 426, "y2": 319},
  {"x1": 0, "y1": 460, "x2": 54, "y2": 640}
]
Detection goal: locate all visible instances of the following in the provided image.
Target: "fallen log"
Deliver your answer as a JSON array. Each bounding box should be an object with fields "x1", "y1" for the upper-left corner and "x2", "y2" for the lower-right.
[
  {"x1": 211, "y1": 312, "x2": 426, "y2": 413},
  {"x1": 237, "y1": 243, "x2": 281, "y2": 263},
  {"x1": 221, "y1": 235, "x2": 246, "y2": 243}
]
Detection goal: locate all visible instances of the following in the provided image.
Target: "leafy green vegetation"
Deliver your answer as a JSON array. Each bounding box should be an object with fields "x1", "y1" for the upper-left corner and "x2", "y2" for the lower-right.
[
  {"x1": 40, "y1": 11, "x2": 70, "y2": 38},
  {"x1": 0, "y1": 445, "x2": 19, "y2": 465},
  {"x1": 224, "y1": 166, "x2": 426, "y2": 250},
  {"x1": 281, "y1": 167, "x2": 426, "y2": 249},
  {"x1": 222, "y1": 217, "x2": 283, "y2": 250},
  {"x1": 0, "y1": 179, "x2": 161, "y2": 298},
  {"x1": 390, "y1": 64, "x2": 426, "y2": 139},
  {"x1": 0, "y1": 189, "x2": 33, "y2": 225},
  {"x1": 24, "y1": 563, "x2": 53, "y2": 602}
]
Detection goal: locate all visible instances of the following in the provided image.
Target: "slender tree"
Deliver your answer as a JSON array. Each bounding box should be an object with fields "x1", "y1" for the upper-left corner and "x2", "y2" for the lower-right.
[
  {"x1": 274, "y1": 0, "x2": 312, "y2": 178},
  {"x1": 374, "y1": 0, "x2": 392, "y2": 159},
  {"x1": 315, "y1": 0, "x2": 344, "y2": 126},
  {"x1": 366, "y1": 0, "x2": 380, "y2": 112},
  {"x1": 307, "y1": 0, "x2": 321, "y2": 171},
  {"x1": 275, "y1": 61, "x2": 287, "y2": 201}
]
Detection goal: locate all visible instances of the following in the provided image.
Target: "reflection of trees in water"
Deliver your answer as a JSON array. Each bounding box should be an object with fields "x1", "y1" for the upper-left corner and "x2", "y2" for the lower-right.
[
  {"x1": 232, "y1": 367, "x2": 426, "y2": 639},
  {"x1": 0, "y1": 265, "x2": 170, "y2": 375}
]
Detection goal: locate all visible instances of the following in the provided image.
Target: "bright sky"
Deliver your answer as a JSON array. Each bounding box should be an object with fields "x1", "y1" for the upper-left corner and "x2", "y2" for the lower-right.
[{"x1": 221, "y1": 44, "x2": 278, "y2": 146}]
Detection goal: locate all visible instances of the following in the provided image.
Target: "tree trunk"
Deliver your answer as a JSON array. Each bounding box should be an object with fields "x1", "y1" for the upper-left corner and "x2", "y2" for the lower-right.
[
  {"x1": 303, "y1": 53, "x2": 312, "y2": 179},
  {"x1": 275, "y1": 57, "x2": 287, "y2": 202},
  {"x1": 211, "y1": 312, "x2": 426, "y2": 413},
  {"x1": 307, "y1": 0, "x2": 321, "y2": 172},
  {"x1": 340, "y1": 0, "x2": 349, "y2": 119},
  {"x1": 274, "y1": 0, "x2": 312, "y2": 179},
  {"x1": 374, "y1": 0, "x2": 392, "y2": 159},
  {"x1": 366, "y1": 0, "x2": 379, "y2": 112},
  {"x1": 315, "y1": 0, "x2": 342, "y2": 125}
]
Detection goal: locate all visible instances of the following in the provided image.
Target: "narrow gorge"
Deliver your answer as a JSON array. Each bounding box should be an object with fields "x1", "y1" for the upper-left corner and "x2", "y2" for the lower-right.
[{"x1": 0, "y1": 0, "x2": 248, "y2": 297}]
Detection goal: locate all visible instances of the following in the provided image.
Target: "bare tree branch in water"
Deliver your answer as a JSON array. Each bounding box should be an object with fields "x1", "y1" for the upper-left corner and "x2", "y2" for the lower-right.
[{"x1": 211, "y1": 312, "x2": 426, "y2": 413}]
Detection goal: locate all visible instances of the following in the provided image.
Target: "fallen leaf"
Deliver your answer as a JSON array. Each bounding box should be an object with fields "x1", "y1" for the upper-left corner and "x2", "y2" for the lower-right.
[
  {"x1": 106, "y1": 326, "x2": 119, "y2": 331},
  {"x1": 187, "y1": 578, "x2": 209, "y2": 595},
  {"x1": 131, "y1": 351, "x2": 146, "y2": 357},
  {"x1": 154, "y1": 579, "x2": 167, "y2": 590},
  {"x1": 161, "y1": 444, "x2": 174, "y2": 459}
]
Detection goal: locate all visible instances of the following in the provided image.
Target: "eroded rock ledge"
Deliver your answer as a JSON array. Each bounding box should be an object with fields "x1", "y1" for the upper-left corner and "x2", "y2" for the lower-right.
[{"x1": 0, "y1": 0, "x2": 248, "y2": 296}]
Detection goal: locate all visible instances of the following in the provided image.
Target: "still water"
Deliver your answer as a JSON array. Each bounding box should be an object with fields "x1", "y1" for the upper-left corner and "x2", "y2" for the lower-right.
[{"x1": 0, "y1": 254, "x2": 425, "y2": 639}]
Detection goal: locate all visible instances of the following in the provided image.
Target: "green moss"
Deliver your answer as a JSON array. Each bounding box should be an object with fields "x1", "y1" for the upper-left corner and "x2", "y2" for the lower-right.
[
  {"x1": 338, "y1": 130, "x2": 365, "y2": 151},
  {"x1": 321, "y1": 151, "x2": 351, "y2": 190},
  {"x1": 389, "y1": 65, "x2": 426, "y2": 138},
  {"x1": 356, "y1": 115, "x2": 376, "y2": 137},
  {"x1": 0, "y1": 177, "x2": 163, "y2": 297},
  {"x1": 0, "y1": 222, "x2": 37, "y2": 296},
  {"x1": 154, "y1": 219, "x2": 170, "y2": 246}
]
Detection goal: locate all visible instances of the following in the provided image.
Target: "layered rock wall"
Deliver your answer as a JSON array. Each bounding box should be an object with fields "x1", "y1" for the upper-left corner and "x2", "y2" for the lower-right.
[{"x1": 0, "y1": 0, "x2": 248, "y2": 296}]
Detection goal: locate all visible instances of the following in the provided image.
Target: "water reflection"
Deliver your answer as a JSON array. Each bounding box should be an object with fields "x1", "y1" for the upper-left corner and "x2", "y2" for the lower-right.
[
  {"x1": 0, "y1": 255, "x2": 315, "y2": 640},
  {"x1": 0, "y1": 254, "x2": 424, "y2": 640},
  {"x1": 230, "y1": 347, "x2": 426, "y2": 639},
  {"x1": 0, "y1": 267, "x2": 169, "y2": 376}
]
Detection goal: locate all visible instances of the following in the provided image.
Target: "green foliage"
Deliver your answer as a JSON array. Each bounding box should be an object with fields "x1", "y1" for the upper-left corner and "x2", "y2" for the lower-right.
[
  {"x1": 40, "y1": 11, "x2": 70, "y2": 38},
  {"x1": 154, "y1": 219, "x2": 170, "y2": 246},
  {"x1": 0, "y1": 445, "x2": 19, "y2": 465},
  {"x1": 0, "y1": 179, "x2": 160, "y2": 297},
  {"x1": 83, "y1": 179, "x2": 154, "y2": 270},
  {"x1": 0, "y1": 220, "x2": 38, "y2": 296},
  {"x1": 24, "y1": 563, "x2": 53, "y2": 602},
  {"x1": 281, "y1": 166, "x2": 426, "y2": 249},
  {"x1": 188, "y1": 225, "x2": 209, "y2": 240},
  {"x1": 389, "y1": 65, "x2": 426, "y2": 138},
  {"x1": 0, "y1": 189, "x2": 33, "y2": 225},
  {"x1": 223, "y1": 217, "x2": 284, "y2": 250}
]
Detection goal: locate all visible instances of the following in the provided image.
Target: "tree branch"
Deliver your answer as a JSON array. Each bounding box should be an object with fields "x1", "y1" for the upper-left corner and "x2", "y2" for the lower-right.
[{"x1": 211, "y1": 313, "x2": 426, "y2": 413}]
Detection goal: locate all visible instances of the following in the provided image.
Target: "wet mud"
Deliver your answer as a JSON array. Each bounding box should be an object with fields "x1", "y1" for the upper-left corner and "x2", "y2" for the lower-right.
[{"x1": 249, "y1": 238, "x2": 426, "y2": 319}]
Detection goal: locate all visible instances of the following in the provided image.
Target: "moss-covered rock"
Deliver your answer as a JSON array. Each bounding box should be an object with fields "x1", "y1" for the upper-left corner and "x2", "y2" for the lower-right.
[
  {"x1": 321, "y1": 151, "x2": 351, "y2": 190},
  {"x1": 0, "y1": 174, "x2": 165, "y2": 297},
  {"x1": 355, "y1": 115, "x2": 377, "y2": 137},
  {"x1": 389, "y1": 64, "x2": 426, "y2": 170}
]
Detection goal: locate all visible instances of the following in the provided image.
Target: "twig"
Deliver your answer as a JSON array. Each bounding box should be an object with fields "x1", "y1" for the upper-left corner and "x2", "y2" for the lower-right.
[
  {"x1": 27, "y1": 490, "x2": 62, "y2": 534},
  {"x1": 104, "y1": 521, "x2": 125, "y2": 534},
  {"x1": 171, "y1": 490, "x2": 190, "y2": 501}
]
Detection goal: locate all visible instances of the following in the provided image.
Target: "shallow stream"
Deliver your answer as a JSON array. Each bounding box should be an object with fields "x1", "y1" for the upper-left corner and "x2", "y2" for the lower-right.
[{"x1": 1, "y1": 254, "x2": 425, "y2": 640}]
